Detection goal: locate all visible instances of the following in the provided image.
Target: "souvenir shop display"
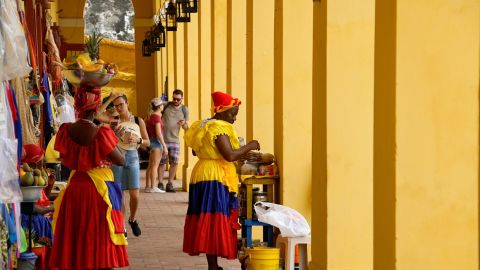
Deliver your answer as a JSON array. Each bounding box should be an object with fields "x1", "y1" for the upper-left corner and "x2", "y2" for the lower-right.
[{"x1": 0, "y1": 0, "x2": 61, "y2": 269}]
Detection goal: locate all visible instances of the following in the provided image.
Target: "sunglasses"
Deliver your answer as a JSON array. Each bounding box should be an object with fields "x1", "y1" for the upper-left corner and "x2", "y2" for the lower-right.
[
  {"x1": 172, "y1": 97, "x2": 182, "y2": 102},
  {"x1": 114, "y1": 102, "x2": 126, "y2": 109}
]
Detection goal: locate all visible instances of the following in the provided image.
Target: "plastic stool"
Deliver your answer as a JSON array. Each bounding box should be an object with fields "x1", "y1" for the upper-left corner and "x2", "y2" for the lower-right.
[{"x1": 276, "y1": 235, "x2": 311, "y2": 270}]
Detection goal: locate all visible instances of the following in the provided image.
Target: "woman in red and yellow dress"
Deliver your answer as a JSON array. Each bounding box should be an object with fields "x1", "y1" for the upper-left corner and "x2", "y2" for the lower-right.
[
  {"x1": 183, "y1": 92, "x2": 261, "y2": 270},
  {"x1": 49, "y1": 87, "x2": 129, "y2": 270}
]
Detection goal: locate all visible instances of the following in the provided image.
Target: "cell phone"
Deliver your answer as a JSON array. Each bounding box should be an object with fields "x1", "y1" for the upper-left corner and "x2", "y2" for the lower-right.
[{"x1": 110, "y1": 119, "x2": 119, "y2": 129}]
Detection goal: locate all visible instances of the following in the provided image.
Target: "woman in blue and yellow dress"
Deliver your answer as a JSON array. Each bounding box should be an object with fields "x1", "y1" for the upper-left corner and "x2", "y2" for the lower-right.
[{"x1": 183, "y1": 92, "x2": 261, "y2": 270}]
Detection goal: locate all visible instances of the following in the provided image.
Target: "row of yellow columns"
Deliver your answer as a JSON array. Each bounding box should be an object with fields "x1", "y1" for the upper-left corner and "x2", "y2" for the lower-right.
[{"x1": 311, "y1": 0, "x2": 479, "y2": 269}]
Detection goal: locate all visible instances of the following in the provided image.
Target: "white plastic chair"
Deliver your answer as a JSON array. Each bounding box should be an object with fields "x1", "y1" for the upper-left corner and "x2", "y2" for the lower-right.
[{"x1": 276, "y1": 234, "x2": 311, "y2": 270}]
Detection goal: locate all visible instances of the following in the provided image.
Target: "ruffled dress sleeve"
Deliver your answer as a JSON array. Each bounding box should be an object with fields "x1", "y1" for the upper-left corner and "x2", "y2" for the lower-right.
[
  {"x1": 184, "y1": 119, "x2": 240, "y2": 159},
  {"x1": 205, "y1": 120, "x2": 240, "y2": 150},
  {"x1": 55, "y1": 124, "x2": 118, "y2": 172}
]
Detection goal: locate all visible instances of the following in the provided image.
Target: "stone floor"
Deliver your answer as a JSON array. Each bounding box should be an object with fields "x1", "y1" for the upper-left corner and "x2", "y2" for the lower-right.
[{"x1": 121, "y1": 169, "x2": 242, "y2": 270}]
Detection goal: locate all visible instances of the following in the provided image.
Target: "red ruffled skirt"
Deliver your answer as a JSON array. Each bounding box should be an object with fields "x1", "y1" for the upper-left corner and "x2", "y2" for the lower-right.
[
  {"x1": 49, "y1": 172, "x2": 129, "y2": 269},
  {"x1": 183, "y1": 180, "x2": 239, "y2": 259}
]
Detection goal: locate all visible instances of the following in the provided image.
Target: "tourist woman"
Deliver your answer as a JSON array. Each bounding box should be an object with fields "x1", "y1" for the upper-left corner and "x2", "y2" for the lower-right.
[{"x1": 145, "y1": 97, "x2": 168, "y2": 193}]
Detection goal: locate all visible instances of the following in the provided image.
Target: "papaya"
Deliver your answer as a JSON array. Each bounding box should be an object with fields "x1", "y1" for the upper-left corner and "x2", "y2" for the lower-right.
[
  {"x1": 37, "y1": 176, "x2": 46, "y2": 186},
  {"x1": 76, "y1": 53, "x2": 92, "y2": 67},
  {"x1": 33, "y1": 169, "x2": 42, "y2": 176},
  {"x1": 22, "y1": 163, "x2": 31, "y2": 172},
  {"x1": 83, "y1": 63, "x2": 103, "y2": 73},
  {"x1": 41, "y1": 169, "x2": 48, "y2": 181},
  {"x1": 21, "y1": 172, "x2": 34, "y2": 186}
]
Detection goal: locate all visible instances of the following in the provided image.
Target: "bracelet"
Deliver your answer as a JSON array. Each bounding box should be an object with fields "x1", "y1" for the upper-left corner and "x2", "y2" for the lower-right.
[{"x1": 137, "y1": 138, "x2": 143, "y2": 145}]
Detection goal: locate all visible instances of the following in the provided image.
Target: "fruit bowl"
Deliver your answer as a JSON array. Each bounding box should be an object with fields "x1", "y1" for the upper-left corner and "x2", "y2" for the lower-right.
[
  {"x1": 64, "y1": 69, "x2": 115, "y2": 88},
  {"x1": 20, "y1": 186, "x2": 44, "y2": 202}
]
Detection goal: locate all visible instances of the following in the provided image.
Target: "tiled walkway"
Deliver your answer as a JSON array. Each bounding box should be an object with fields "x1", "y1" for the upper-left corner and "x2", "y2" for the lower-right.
[{"x1": 123, "y1": 170, "x2": 241, "y2": 270}]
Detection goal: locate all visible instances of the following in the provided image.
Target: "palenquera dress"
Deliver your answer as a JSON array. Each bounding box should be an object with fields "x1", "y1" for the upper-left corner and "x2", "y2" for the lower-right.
[
  {"x1": 183, "y1": 119, "x2": 241, "y2": 259},
  {"x1": 49, "y1": 123, "x2": 129, "y2": 269}
]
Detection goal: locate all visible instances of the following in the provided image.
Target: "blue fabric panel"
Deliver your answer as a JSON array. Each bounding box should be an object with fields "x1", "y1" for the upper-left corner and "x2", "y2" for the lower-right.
[
  {"x1": 106, "y1": 181, "x2": 123, "y2": 210},
  {"x1": 187, "y1": 180, "x2": 238, "y2": 216}
]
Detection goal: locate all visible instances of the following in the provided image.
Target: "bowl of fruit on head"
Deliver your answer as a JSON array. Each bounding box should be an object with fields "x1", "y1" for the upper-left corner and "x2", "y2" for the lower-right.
[
  {"x1": 61, "y1": 32, "x2": 117, "y2": 88},
  {"x1": 19, "y1": 163, "x2": 49, "y2": 202}
]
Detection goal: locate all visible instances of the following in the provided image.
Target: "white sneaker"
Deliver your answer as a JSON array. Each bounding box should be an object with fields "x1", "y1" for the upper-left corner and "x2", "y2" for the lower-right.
[
  {"x1": 150, "y1": 187, "x2": 166, "y2": 193},
  {"x1": 145, "y1": 187, "x2": 152, "y2": 193}
]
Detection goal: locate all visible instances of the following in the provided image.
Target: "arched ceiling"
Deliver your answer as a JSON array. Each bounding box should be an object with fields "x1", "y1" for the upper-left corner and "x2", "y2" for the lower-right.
[{"x1": 58, "y1": 0, "x2": 153, "y2": 19}]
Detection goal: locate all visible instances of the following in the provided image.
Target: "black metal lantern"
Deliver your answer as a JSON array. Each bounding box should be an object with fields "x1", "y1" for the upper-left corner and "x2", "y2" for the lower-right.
[
  {"x1": 176, "y1": 0, "x2": 191, "y2": 22},
  {"x1": 151, "y1": 22, "x2": 166, "y2": 50},
  {"x1": 165, "y1": 2, "x2": 177, "y2": 31},
  {"x1": 142, "y1": 32, "x2": 152, "y2": 56},
  {"x1": 185, "y1": 0, "x2": 197, "y2": 13}
]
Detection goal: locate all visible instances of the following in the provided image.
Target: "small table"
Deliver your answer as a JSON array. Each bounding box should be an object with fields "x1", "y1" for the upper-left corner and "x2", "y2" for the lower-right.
[{"x1": 239, "y1": 175, "x2": 280, "y2": 247}]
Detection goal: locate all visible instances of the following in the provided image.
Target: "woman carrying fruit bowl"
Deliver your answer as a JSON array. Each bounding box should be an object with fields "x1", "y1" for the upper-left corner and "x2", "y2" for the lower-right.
[{"x1": 20, "y1": 144, "x2": 56, "y2": 246}]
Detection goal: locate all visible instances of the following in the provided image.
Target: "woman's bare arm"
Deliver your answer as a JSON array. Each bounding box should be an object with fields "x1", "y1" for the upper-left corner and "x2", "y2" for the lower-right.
[{"x1": 215, "y1": 135, "x2": 260, "y2": 162}]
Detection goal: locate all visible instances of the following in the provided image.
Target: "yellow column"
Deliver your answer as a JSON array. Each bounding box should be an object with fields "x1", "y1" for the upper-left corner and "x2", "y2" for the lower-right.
[
  {"x1": 153, "y1": 0, "x2": 162, "y2": 97},
  {"x1": 310, "y1": 1, "x2": 326, "y2": 269},
  {"x1": 167, "y1": 31, "x2": 176, "y2": 95},
  {"x1": 251, "y1": 0, "x2": 275, "y2": 153},
  {"x1": 175, "y1": 23, "x2": 186, "y2": 183},
  {"x1": 373, "y1": 0, "x2": 396, "y2": 269},
  {"x1": 276, "y1": 0, "x2": 313, "y2": 219},
  {"x1": 134, "y1": 26, "x2": 156, "y2": 117},
  {"x1": 183, "y1": 18, "x2": 200, "y2": 190},
  {"x1": 395, "y1": 1, "x2": 479, "y2": 269},
  {"x1": 161, "y1": 37, "x2": 168, "y2": 96},
  {"x1": 200, "y1": 0, "x2": 212, "y2": 118},
  {"x1": 326, "y1": 0, "x2": 375, "y2": 269},
  {"x1": 231, "y1": 0, "x2": 247, "y2": 137},
  {"x1": 213, "y1": 0, "x2": 228, "y2": 91}
]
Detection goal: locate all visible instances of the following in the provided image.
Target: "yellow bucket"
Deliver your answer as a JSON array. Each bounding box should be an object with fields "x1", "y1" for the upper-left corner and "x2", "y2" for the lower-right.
[{"x1": 244, "y1": 247, "x2": 280, "y2": 270}]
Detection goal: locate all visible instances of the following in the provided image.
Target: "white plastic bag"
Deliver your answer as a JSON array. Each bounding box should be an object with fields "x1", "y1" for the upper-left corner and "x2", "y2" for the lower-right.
[
  {"x1": 254, "y1": 202, "x2": 311, "y2": 237},
  {"x1": 0, "y1": 0, "x2": 31, "y2": 80}
]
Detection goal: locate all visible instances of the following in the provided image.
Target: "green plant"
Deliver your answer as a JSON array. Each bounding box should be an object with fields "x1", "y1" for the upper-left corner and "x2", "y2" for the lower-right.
[{"x1": 85, "y1": 31, "x2": 103, "y2": 61}]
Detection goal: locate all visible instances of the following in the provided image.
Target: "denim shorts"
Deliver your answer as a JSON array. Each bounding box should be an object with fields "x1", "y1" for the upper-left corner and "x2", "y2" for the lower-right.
[
  {"x1": 112, "y1": 149, "x2": 140, "y2": 190},
  {"x1": 149, "y1": 137, "x2": 163, "y2": 150}
]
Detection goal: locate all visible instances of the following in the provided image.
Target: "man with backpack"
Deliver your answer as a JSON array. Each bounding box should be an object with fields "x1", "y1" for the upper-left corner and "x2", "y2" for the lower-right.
[{"x1": 158, "y1": 89, "x2": 189, "y2": 192}]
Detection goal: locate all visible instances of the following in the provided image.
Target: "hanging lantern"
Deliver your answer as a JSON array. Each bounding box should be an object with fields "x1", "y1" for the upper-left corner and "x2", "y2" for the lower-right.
[
  {"x1": 176, "y1": 0, "x2": 191, "y2": 23},
  {"x1": 142, "y1": 32, "x2": 152, "y2": 56},
  {"x1": 165, "y1": 2, "x2": 177, "y2": 31},
  {"x1": 185, "y1": 0, "x2": 198, "y2": 13},
  {"x1": 151, "y1": 22, "x2": 166, "y2": 50}
]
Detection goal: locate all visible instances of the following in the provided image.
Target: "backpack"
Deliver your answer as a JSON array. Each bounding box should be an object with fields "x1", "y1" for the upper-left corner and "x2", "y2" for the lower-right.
[{"x1": 162, "y1": 102, "x2": 188, "y2": 120}]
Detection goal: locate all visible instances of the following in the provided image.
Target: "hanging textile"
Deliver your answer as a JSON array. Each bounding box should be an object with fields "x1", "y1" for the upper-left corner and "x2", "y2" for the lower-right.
[
  {"x1": 42, "y1": 73, "x2": 54, "y2": 145},
  {"x1": 6, "y1": 83, "x2": 23, "y2": 165},
  {"x1": 0, "y1": 83, "x2": 22, "y2": 203},
  {"x1": 45, "y1": 18, "x2": 62, "y2": 90},
  {"x1": 11, "y1": 77, "x2": 36, "y2": 145},
  {"x1": 0, "y1": 0, "x2": 31, "y2": 81}
]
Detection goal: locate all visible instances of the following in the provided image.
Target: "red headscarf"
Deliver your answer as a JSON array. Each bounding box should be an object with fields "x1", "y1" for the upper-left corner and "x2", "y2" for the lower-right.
[
  {"x1": 74, "y1": 87, "x2": 101, "y2": 118},
  {"x1": 211, "y1": 91, "x2": 241, "y2": 114},
  {"x1": 22, "y1": 144, "x2": 44, "y2": 164}
]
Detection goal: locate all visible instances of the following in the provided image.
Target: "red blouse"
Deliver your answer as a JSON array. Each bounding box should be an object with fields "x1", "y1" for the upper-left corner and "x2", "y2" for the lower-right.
[{"x1": 54, "y1": 123, "x2": 118, "y2": 172}]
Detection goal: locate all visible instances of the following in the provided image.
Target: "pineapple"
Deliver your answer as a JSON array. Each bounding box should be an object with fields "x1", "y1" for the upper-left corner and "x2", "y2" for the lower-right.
[{"x1": 85, "y1": 31, "x2": 103, "y2": 62}]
